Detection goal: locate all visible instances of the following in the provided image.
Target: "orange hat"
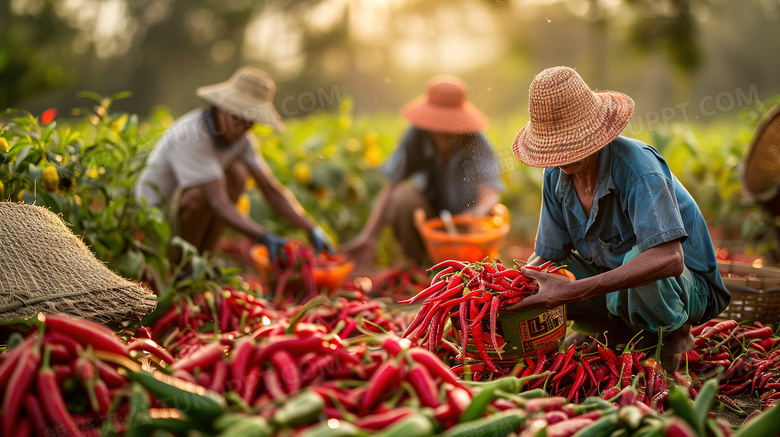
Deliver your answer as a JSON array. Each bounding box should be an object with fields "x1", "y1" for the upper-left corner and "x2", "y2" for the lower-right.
[
  {"x1": 401, "y1": 75, "x2": 488, "y2": 134},
  {"x1": 513, "y1": 66, "x2": 634, "y2": 168}
]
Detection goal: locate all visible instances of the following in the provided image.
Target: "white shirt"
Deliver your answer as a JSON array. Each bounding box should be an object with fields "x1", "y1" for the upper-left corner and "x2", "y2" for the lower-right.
[{"x1": 135, "y1": 108, "x2": 260, "y2": 207}]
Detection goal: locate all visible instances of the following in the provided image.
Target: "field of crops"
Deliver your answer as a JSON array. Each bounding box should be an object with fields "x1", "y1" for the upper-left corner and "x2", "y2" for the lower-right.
[{"x1": 3, "y1": 95, "x2": 780, "y2": 436}]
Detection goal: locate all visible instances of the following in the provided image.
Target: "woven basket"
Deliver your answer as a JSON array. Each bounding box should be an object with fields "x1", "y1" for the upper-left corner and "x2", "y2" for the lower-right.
[
  {"x1": 0, "y1": 202, "x2": 156, "y2": 324},
  {"x1": 718, "y1": 261, "x2": 780, "y2": 323}
]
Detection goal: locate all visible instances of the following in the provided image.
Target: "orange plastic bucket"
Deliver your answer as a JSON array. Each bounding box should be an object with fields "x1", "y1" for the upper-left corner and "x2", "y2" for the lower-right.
[
  {"x1": 415, "y1": 204, "x2": 510, "y2": 263},
  {"x1": 250, "y1": 245, "x2": 354, "y2": 295}
]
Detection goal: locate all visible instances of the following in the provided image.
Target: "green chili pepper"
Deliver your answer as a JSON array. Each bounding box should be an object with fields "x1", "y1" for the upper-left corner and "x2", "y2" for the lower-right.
[
  {"x1": 127, "y1": 368, "x2": 227, "y2": 422},
  {"x1": 272, "y1": 389, "x2": 325, "y2": 428},
  {"x1": 299, "y1": 419, "x2": 366, "y2": 437},
  {"x1": 372, "y1": 412, "x2": 435, "y2": 437},
  {"x1": 460, "y1": 373, "x2": 550, "y2": 423},
  {"x1": 441, "y1": 409, "x2": 526, "y2": 437},
  {"x1": 124, "y1": 382, "x2": 152, "y2": 437},
  {"x1": 571, "y1": 397, "x2": 617, "y2": 415},
  {"x1": 517, "y1": 388, "x2": 550, "y2": 400},
  {"x1": 692, "y1": 378, "x2": 719, "y2": 429},
  {"x1": 733, "y1": 402, "x2": 780, "y2": 437},
  {"x1": 667, "y1": 385, "x2": 701, "y2": 435},
  {"x1": 617, "y1": 405, "x2": 643, "y2": 431},
  {"x1": 571, "y1": 411, "x2": 619, "y2": 437},
  {"x1": 216, "y1": 416, "x2": 273, "y2": 437}
]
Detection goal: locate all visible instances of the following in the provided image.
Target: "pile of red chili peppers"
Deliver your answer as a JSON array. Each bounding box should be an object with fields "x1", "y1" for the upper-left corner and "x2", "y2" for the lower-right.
[
  {"x1": 5, "y1": 251, "x2": 780, "y2": 436},
  {"x1": 399, "y1": 259, "x2": 563, "y2": 371}
]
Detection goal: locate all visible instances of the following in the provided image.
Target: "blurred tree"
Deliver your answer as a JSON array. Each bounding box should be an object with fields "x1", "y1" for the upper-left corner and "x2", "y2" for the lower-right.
[
  {"x1": 0, "y1": 0, "x2": 77, "y2": 107},
  {"x1": 624, "y1": 0, "x2": 702, "y2": 75}
]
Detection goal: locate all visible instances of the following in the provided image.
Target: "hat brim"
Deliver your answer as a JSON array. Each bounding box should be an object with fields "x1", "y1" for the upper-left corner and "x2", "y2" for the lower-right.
[
  {"x1": 742, "y1": 104, "x2": 780, "y2": 202},
  {"x1": 197, "y1": 85, "x2": 285, "y2": 131},
  {"x1": 512, "y1": 90, "x2": 634, "y2": 168},
  {"x1": 401, "y1": 96, "x2": 488, "y2": 133}
]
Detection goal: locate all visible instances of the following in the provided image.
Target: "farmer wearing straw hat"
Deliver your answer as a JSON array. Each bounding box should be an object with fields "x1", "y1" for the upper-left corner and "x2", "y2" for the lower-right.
[
  {"x1": 342, "y1": 75, "x2": 504, "y2": 271},
  {"x1": 506, "y1": 66, "x2": 730, "y2": 370},
  {"x1": 135, "y1": 66, "x2": 334, "y2": 261}
]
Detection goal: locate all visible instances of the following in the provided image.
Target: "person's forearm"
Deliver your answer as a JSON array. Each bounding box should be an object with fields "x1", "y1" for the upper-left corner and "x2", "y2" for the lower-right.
[
  {"x1": 263, "y1": 185, "x2": 315, "y2": 231},
  {"x1": 357, "y1": 183, "x2": 397, "y2": 240},
  {"x1": 210, "y1": 197, "x2": 268, "y2": 242},
  {"x1": 568, "y1": 240, "x2": 685, "y2": 302}
]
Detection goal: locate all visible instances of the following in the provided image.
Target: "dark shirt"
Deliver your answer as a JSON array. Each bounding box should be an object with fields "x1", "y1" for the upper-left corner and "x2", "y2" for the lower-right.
[{"x1": 382, "y1": 127, "x2": 504, "y2": 214}]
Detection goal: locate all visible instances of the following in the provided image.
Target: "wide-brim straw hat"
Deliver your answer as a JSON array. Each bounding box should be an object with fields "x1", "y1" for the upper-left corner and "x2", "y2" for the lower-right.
[
  {"x1": 196, "y1": 66, "x2": 285, "y2": 131},
  {"x1": 513, "y1": 66, "x2": 635, "y2": 168},
  {"x1": 401, "y1": 75, "x2": 488, "y2": 134},
  {"x1": 742, "y1": 104, "x2": 780, "y2": 203}
]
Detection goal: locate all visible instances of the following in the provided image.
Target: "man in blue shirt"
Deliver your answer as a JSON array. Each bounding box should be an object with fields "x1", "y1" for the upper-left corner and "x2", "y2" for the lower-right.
[{"x1": 508, "y1": 67, "x2": 730, "y2": 370}]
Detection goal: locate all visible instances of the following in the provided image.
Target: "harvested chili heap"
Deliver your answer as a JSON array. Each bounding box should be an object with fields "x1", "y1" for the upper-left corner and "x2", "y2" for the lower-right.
[{"x1": 2, "y1": 257, "x2": 780, "y2": 436}]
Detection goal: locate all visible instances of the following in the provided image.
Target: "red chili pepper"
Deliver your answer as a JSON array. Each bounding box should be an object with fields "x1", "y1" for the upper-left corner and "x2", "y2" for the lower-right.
[
  {"x1": 468, "y1": 301, "x2": 492, "y2": 328},
  {"x1": 270, "y1": 350, "x2": 301, "y2": 394},
  {"x1": 722, "y1": 379, "x2": 752, "y2": 395},
  {"x1": 239, "y1": 365, "x2": 262, "y2": 402},
  {"x1": 405, "y1": 360, "x2": 440, "y2": 408},
  {"x1": 597, "y1": 345, "x2": 619, "y2": 377},
  {"x1": 0, "y1": 337, "x2": 34, "y2": 391},
  {"x1": 2, "y1": 341, "x2": 40, "y2": 436},
  {"x1": 264, "y1": 367, "x2": 286, "y2": 400},
  {"x1": 582, "y1": 357, "x2": 599, "y2": 391},
  {"x1": 355, "y1": 407, "x2": 413, "y2": 430},
  {"x1": 362, "y1": 359, "x2": 401, "y2": 414},
  {"x1": 735, "y1": 327, "x2": 773, "y2": 341},
  {"x1": 23, "y1": 394, "x2": 50, "y2": 436},
  {"x1": 567, "y1": 364, "x2": 587, "y2": 402},
  {"x1": 428, "y1": 260, "x2": 466, "y2": 272},
  {"x1": 45, "y1": 314, "x2": 127, "y2": 356},
  {"x1": 172, "y1": 341, "x2": 224, "y2": 373},
  {"x1": 37, "y1": 346, "x2": 82, "y2": 437},
  {"x1": 489, "y1": 295, "x2": 501, "y2": 358},
  {"x1": 408, "y1": 348, "x2": 465, "y2": 389},
  {"x1": 619, "y1": 353, "x2": 633, "y2": 388},
  {"x1": 469, "y1": 301, "x2": 497, "y2": 371},
  {"x1": 524, "y1": 396, "x2": 568, "y2": 413},
  {"x1": 128, "y1": 338, "x2": 177, "y2": 365},
  {"x1": 457, "y1": 300, "x2": 470, "y2": 357}
]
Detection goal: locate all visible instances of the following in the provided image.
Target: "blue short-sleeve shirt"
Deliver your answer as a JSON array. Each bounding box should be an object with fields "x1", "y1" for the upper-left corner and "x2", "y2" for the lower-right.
[
  {"x1": 382, "y1": 127, "x2": 505, "y2": 214},
  {"x1": 534, "y1": 136, "x2": 730, "y2": 319}
]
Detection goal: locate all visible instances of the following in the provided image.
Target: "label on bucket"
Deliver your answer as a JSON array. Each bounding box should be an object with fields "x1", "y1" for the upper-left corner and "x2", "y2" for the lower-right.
[{"x1": 452, "y1": 305, "x2": 566, "y2": 360}]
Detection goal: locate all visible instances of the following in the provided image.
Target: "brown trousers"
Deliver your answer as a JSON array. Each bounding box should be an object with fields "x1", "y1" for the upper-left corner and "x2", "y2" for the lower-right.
[{"x1": 383, "y1": 184, "x2": 435, "y2": 265}]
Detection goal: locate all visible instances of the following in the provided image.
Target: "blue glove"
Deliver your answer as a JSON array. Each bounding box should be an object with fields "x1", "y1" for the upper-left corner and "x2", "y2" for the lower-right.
[
  {"x1": 259, "y1": 230, "x2": 288, "y2": 261},
  {"x1": 309, "y1": 226, "x2": 335, "y2": 255}
]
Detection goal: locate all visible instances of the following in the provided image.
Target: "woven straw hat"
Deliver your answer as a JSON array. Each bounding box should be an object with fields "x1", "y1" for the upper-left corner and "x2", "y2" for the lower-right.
[
  {"x1": 401, "y1": 75, "x2": 488, "y2": 133},
  {"x1": 742, "y1": 104, "x2": 780, "y2": 203},
  {"x1": 197, "y1": 66, "x2": 285, "y2": 131},
  {"x1": 513, "y1": 66, "x2": 635, "y2": 168}
]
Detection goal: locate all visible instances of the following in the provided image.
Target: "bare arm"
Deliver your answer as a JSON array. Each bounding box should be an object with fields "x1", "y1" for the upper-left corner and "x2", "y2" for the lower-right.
[
  {"x1": 507, "y1": 239, "x2": 685, "y2": 311},
  {"x1": 340, "y1": 182, "x2": 399, "y2": 271},
  {"x1": 246, "y1": 154, "x2": 315, "y2": 232},
  {"x1": 200, "y1": 177, "x2": 268, "y2": 242}
]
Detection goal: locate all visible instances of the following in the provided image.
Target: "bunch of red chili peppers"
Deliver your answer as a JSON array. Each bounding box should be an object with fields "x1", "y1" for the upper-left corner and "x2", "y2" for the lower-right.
[
  {"x1": 0, "y1": 314, "x2": 133, "y2": 436},
  {"x1": 399, "y1": 259, "x2": 562, "y2": 371},
  {"x1": 681, "y1": 318, "x2": 780, "y2": 412}
]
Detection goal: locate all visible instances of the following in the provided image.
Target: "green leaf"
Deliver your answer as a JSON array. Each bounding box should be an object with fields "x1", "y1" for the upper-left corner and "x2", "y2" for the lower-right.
[
  {"x1": 14, "y1": 145, "x2": 31, "y2": 172},
  {"x1": 117, "y1": 250, "x2": 144, "y2": 279},
  {"x1": 79, "y1": 91, "x2": 104, "y2": 103},
  {"x1": 111, "y1": 91, "x2": 132, "y2": 101}
]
